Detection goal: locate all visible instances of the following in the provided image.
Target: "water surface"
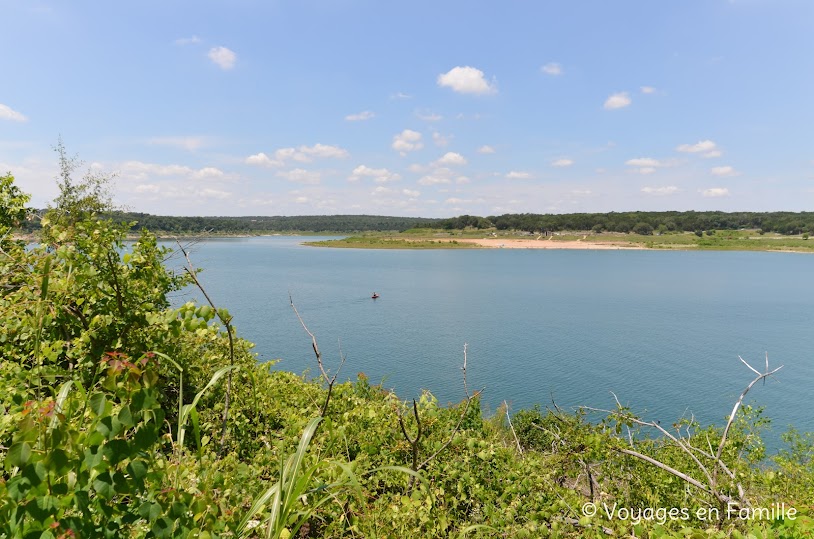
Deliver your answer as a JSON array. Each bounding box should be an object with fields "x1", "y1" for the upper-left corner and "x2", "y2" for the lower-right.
[{"x1": 170, "y1": 237, "x2": 814, "y2": 444}]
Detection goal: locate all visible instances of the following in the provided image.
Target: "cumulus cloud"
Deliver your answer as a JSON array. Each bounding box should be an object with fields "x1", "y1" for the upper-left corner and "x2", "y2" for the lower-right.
[
  {"x1": 390, "y1": 92, "x2": 412, "y2": 100},
  {"x1": 392, "y1": 129, "x2": 423, "y2": 155},
  {"x1": 245, "y1": 144, "x2": 349, "y2": 167},
  {"x1": 208, "y1": 46, "x2": 236, "y2": 70},
  {"x1": 418, "y1": 167, "x2": 465, "y2": 186},
  {"x1": 437, "y1": 66, "x2": 497, "y2": 95},
  {"x1": 477, "y1": 145, "x2": 495, "y2": 154},
  {"x1": 551, "y1": 158, "x2": 574, "y2": 167},
  {"x1": 541, "y1": 62, "x2": 562, "y2": 76},
  {"x1": 119, "y1": 161, "x2": 227, "y2": 180},
  {"x1": 432, "y1": 132, "x2": 451, "y2": 147},
  {"x1": 677, "y1": 139, "x2": 721, "y2": 158},
  {"x1": 348, "y1": 165, "x2": 401, "y2": 183},
  {"x1": 711, "y1": 165, "x2": 739, "y2": 177},
  {"x1": 0, "y1": 104, "x2": 28, "y2": 122},
  {"x1": 434, "y1": 152, "x2": 467, "y2": 166},
  {"x1": 702, "y1": 187, "x2": 729, "y2": 197},
  {"x1": 625, "y1": 157, "x2": 675, "y2": 174},
  {"x1": 403, "y1": 189, "x2": 420, "y2": 198},
  {"x1": 345, "y1": 110, "x2": 375, "y2": 121},
  {"x1": 640, "y1": 86, "x2": 656, "y2": 94},
  {"x1": 277, "y1": 168, "x2": 321, "y2": 185},
  {"x1": 506, "y1": 171, "x2": 532, "y2": 180},
  {"x1": 641, "y1": 186, "x2": 680, "y2": 195},
  {"x1": 604, "y1": 92, "x2": 631, "y2": 110}
]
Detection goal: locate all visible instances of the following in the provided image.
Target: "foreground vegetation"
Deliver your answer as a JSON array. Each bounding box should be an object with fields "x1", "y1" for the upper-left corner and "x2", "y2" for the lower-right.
[{"x1": 2, "y1": 168, "x2": 813, "y2": 538}]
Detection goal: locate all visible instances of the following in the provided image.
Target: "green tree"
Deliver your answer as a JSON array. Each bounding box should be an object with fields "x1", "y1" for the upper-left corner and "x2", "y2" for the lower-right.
[
  {"x1": 0, "y1": 173, "x2": 30, "y2": 240},
  {"x1": 45, "y1": 137, "x2": 117, "y2": 230}
]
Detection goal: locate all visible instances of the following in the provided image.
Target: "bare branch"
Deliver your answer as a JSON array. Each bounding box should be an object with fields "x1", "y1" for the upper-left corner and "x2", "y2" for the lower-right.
[
  {"x1": 176, "y1": 241, "x2": 236, "y2": 456},
  {"x1": 504, "y1": 400, "x2": 524, "y2": 456}
]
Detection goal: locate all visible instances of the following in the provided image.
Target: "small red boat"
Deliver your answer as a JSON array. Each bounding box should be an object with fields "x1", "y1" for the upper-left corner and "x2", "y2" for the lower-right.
[{"x1": 371, "y1": 293, "x2": 380, "y2": 299}]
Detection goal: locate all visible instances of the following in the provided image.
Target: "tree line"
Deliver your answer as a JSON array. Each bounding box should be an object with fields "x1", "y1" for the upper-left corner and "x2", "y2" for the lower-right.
[
  {"x1": 439, "y1": 211, "x2": 814, "y2": 235},
  {"x1": 18, "y1": 209, "x2": 814, "y2": 236}
]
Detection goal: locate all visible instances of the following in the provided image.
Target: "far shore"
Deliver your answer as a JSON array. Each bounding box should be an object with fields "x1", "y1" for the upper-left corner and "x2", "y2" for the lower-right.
[{"x1": 445, "y1": 238, "x2": 646, "y2": 250}]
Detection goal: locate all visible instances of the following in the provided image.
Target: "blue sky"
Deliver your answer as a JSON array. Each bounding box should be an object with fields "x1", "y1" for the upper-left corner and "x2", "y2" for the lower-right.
[{"x1": 1, "y1": 0, "x2": 812, "y2": 217}]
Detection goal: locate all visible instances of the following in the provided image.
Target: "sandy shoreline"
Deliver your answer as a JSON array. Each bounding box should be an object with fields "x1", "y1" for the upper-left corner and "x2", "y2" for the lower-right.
[{"x1": 450, "y1": 238, "x2": 647, "y2": 250}]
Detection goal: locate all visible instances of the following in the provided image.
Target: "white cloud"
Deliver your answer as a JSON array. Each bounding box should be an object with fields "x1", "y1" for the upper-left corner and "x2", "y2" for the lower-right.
[
  {"x1": 641, "y1": 186, "x2": 680, "y2": 195},
  {"x1": 677, "y1": 140, "x2": 721, "y2": 158},
  {"x1": 175, "y1": 36, "x2": 201, "y2": 46},
  {"x1": 391, "y1": 92, "x2": 412, "y2": 100},
  {"x1": 477, "y1": 145, "x2": 496, "y2": 154},
  {"x1": 571, "y1": 189, "x2": 593, "y2": 196},
  {"x1": 295, "y1": 196, "x2": 309, "y2": 204},
  {"x1": 120, "y1": 161, "x2": 227, "y2": 180},
  {"x1": 437, "y1": 66, "x2": 497, "y2": 95},
  {"x1": 604, "y1": 92, "x2": 632, "y2": 110},
  {"x1": 434, "y1": 152, "x2": 467, "y2": 166},
  {"x1": 0, "y1": 104, "x2": 28, "y2": 122},
  {"x1": 408, "y1": 163, "x2": 426, "y2": 174},
  {"x1": 372, "y1": 186, "x2": 394, "y2": 195},
  {"x1": 348, "y1": 165, "x2": 401, "y2": 183},
  {"x1": 418, "y1": 167, "x2": 457, "y2": 186},
  {"x1": 208, "y1": 46, "x2": 236, "y2": 70},
  {"x1": 551, "y1": 158, "x2": 574, "y2": 167},
  {"x1": 277, "y1": 168, "x2": 321, "y2": 185},
  {"x1": 456, "y1": 176, "x2": 470, "y2": 185},
  {"x1": 134, "y1": 184, "x2": 161, "y2": 194},
  {"x1": 541, "y1": 62, "x2": 562, "y2": 76},
  {"x1": 245, "y1": 144, "x2": 349, "y2": 167},
  {"x1": 626, "y1": 157, "x2": 662, "y2": 168},
  {"x1": 416, "y1": 110, "x2": 443, "y2": 122},
  {"x1": 625, "y1": 157, "x2": 676, "y2": 174},
  {"x1": 149, "y1": 136, "x2": 208, "y2": 151},
  {"x1": 506, "y1": 171, "x2": 532, "y2": 180},
  {"x1": 702, "y1": 187, "x2": 729, "y2": 197},
  {"x1": 640, "y1": 86, "x2": 656, "y2": 94},
  {"x1": 403, "y1": 189, "x2": 420, "y2": 198},
  {"x1": 199, "y1": 188, "x2": 232, "y2": 199},
  {"x1": 392, "y1": 129, "x2": 423, "y2": 155},
  {"x1": 345, "y1": 110, "x2": 375, "y2": 121},
  {"x1": 432, "y1": 132, "x2": 451, "y2": 147},
  {"x1": 711, "y1": 165, "x2": 739, "y2": 177}
]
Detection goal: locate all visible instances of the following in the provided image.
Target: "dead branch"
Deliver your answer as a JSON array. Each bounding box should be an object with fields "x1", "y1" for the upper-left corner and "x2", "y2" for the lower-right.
[
  {"x1": 177, "y1": 241, "x2": 235, "y2": 456},
  {"x1": 289, "y1": 294, "x2": 346, "y2": 417},
  {"x1": 504, "y1": 400, "x2": 524, "y2": 456},
  {"x1": 584, "y1": 353, "x2": 783, "y2": 513},
  {"x1": 417, "y1": 343, "x2": 480, "y2": 470}
]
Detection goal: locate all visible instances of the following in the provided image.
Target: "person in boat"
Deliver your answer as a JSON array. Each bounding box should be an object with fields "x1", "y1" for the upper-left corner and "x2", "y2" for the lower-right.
[{"x1": 371, "y1": 292, "x2": 379, "y2": 299}]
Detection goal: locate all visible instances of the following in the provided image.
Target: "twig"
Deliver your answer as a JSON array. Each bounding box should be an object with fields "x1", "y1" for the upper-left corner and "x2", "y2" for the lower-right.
[
  {"x1": 712, "y1": 354, "x2": 782, "y2": 488},
  {"x1": 398, "y1": 398, "x2": 422, "y2": 488},
  {"x1": 289, "y1": 294, "x2": 345, "y2": 417},
  {"x1": 176, "y1": 241, "x2": 235, "y2": 456},
  {"x1": 504, "y1": 400, "x2": 524, "y2": 456}
]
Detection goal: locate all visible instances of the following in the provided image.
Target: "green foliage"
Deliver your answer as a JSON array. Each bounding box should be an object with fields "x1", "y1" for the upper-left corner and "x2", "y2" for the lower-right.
[
  {"x1": 2, "y1": 167, "x2": 813, "y2": 537},
  {"x1": 0, "y1": 172, "x2": 30, "y2": 240}
]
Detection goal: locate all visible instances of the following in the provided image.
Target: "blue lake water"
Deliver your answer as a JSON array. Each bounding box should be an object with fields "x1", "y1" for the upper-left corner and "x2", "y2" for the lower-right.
[{"x1": 168, "y1": 236, "x2": 814, "y2": 444}]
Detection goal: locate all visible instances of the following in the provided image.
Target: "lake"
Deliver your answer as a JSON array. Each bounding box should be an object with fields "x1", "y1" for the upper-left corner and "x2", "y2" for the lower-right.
[{"x1": 169, "y1": 236, "x2": 814, "y2": 445}]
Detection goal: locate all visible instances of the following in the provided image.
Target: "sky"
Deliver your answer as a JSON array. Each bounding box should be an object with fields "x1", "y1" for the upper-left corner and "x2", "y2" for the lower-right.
[{"x1": 1, "y1": 0, "x2": 813, "y2": 217}]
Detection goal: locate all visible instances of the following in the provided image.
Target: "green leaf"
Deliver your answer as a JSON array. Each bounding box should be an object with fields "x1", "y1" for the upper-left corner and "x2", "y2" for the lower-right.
[
  {"x1": 89, "y1": 392, "x2": 107, "y2": 416},
  {"x1": 93, "y1": 472, "x2": 115, "y2": 499},
  {"x1": 139, "y1": 501, "x2": 162, "y2": 522},
  {"x1": 151, "y1": 516, "x2": 174, "y2": 538},
  {"x1": 6, "y1": 442, "x2": 31, "y2": 467},
  {"x1": 127, "y1": 460, "x2": 148, "y2": 481},
  {"x1": 103, "y1": 439, "x2": 129, "y2": 465}
]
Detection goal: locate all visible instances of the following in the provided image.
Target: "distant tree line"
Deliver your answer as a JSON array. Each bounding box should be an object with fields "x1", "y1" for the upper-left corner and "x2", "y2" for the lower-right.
[
  {"x1": 19, "y1": 210, "x2": 814, "y2": 236},
  {"x1": 21, "y1": 212, "x2": 442, "y2": 234},
  {"x1": 439, "y1": 211, "x2": 814, "y2": 235}
]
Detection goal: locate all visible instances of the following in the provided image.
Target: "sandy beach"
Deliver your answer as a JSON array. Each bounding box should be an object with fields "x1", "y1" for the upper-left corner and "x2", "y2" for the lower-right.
[{"x1": 450, "y1": 238, "x2": 646, "y2": 250}]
